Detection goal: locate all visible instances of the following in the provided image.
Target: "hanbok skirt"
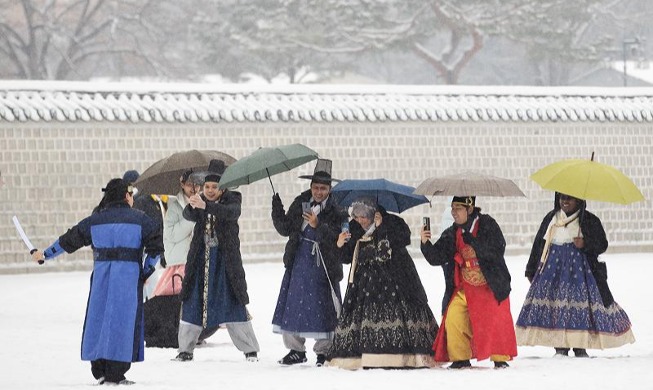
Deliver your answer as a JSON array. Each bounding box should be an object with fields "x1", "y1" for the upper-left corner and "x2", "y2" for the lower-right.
[
  {"x1": 516, "y1": 243, "x2": 635, "y2": 349},
  {"x1": 272, "y1": 228, "x2": 340, "y2": 339},
  {"x1": 327, "y1": 257, "x2": 437, "y2": 369},
  {"x1": 181, "y1": 245, "x2": 246, "y2": 328}
]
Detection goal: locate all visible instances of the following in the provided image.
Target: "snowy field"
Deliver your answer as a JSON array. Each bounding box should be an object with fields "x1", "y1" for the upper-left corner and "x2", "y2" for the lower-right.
[{"x1": 1, "y1": 252, "x2": 650, "y2": 389}]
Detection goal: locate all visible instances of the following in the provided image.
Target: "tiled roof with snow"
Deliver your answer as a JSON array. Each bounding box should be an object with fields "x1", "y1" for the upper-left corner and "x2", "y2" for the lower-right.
[{"x1": 2, "y1": 80, "x2": 653, "y2": 123}]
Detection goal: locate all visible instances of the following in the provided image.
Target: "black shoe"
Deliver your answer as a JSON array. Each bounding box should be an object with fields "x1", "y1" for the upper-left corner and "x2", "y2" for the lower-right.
[
  {"x1": 573, "y1": 348, "x2": 589, "y2": 358},
  {"x1": 245, "y1": 352, "x2": 259, "y2": 362},
  {"x1": 316, "y1": 354, "x2": 326, "y2": 367},
  {"x1": 278, "y1": 350, "x2": 307, "y2": 365},
  {"x1": 173, "y1": 352, "x2": 194, "y2": 362},
  {"x1": 554, "y1": 348, "x2": 570, "y2": 357},
  {"x1": 494, "y1": 361, "x2": 509, "y2": 369},
  {"x1": 102, "y1": 379, "x2": 135, "y2": 386},
  {"x1": 448, "y1": 360, "x2": 472, "y2": 369}
]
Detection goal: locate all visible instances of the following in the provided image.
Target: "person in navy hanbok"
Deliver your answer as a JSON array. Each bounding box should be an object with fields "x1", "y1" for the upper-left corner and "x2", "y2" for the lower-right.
[
  {"x1": 271, "y1": 159, "x2": 348, "y2": 366},
  {"x1": 174, "y1": 160, "x2": 260, "y2": 362},
  {"x1": 32, "y1": 178, "x2": 164, "y2": 385},
  {"x1": 516, "y1": 192, "x2": 635, "y2": 357}
]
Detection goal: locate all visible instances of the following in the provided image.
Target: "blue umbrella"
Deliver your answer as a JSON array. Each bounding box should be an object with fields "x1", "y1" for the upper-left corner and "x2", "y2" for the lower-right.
[{"x1": 330, "y1": 178, "x2": 429, "y2": 213}]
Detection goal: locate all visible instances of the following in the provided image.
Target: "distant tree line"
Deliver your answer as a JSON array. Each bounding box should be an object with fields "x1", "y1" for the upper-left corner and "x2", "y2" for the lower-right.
[{"x1": 1, "y1": 0, "x2": 651, "y2": 85}]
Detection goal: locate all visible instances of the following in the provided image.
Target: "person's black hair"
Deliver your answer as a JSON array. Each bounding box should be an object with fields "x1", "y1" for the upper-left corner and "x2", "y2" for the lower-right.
[{"x1": 96, "y1": 178, "x2": 129, "y2": 210}]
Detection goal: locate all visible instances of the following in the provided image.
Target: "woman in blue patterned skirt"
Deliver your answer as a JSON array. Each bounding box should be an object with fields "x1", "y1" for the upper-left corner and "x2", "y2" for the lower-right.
[{"x1": 516, "y1": 193, "x2": 635, "y2": 357}]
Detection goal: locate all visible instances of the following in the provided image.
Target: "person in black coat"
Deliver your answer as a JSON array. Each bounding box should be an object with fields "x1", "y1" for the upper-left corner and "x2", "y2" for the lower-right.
[
  {"x1": 516, "y1": 192, "x2": 635, "y2": 357},
  {"x1": 174, "y1": 160, "x2": 260, "y2": 362},
  {"x1": 327, "y1": 199, "x2": 437, "y2": 370},
  {"x1": 420, "y1": 196, "x2": 517, "y2": 369},
  {"x1": 271, "y1": 159, "x2": 348, "y2": 367}
]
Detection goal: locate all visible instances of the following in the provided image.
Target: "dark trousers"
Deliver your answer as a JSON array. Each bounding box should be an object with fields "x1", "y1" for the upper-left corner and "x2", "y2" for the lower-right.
[{"x1": 90, "y1": 359, "x2": 131, "y2": 382}]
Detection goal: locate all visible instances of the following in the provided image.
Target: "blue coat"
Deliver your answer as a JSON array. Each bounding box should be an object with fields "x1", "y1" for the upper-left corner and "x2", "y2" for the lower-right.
[{"x1": 44, "y1": 202, "x2": 163, "y2": 363}]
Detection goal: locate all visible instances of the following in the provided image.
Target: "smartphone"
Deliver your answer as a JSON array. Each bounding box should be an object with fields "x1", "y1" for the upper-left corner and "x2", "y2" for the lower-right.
[
  {"x1": 341, "y1": 221, "x2": 350, "y2": 242},
  {"x1": 302, "y1": 202, "x2": 311, "y2": 214},
  {"x1": 423, "y1": 217, "x2": 431, "y2": 231}
]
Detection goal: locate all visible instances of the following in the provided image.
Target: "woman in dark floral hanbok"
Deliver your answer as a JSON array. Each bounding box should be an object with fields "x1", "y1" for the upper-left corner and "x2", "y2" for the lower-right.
[
  {"x1": 516, "y1": 193, "x2": 635, "y2": 357},
  {"x1": 327, "y1": 199, "x2": 437, "y2": 369}
]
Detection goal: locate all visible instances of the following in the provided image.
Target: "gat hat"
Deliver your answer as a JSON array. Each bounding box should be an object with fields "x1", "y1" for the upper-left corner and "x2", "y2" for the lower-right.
[
  {"x1": 452, "y1": 196, "x2": 476, "y2": 208},
  {"x1": 298, "y1": 159, "x2": 340, "y2": 185},
  {"x1": 122, "y1": 170, "x2": 140, "y2": 184},
  {"x1": 204, "y1": 159, "x2": 226, "y2": 183}
]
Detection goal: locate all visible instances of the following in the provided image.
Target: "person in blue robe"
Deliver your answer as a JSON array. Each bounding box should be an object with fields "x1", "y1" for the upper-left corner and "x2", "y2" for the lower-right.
[{"x1": 32, "y1": 178, "x2": 164, "y2": 385}]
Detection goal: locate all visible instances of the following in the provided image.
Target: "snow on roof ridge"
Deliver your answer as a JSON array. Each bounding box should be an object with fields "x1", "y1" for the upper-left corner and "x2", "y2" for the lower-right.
[{"x1": 3, "y1": 80, "x2": 653, "y2": 124}]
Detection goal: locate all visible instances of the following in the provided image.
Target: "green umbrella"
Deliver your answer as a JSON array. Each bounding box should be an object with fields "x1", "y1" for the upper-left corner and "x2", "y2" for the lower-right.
[{"x1": 218, "y1": 144, "x2": 319, "y2": 193}]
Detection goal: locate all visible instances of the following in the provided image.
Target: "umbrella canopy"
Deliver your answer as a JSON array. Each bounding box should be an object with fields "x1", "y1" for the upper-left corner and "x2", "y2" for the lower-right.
[
  {"x1": 331, "y1": 178, "x2": 429, "y2": 213},
  {"x1": 135, "y1": 150, "x2": 236, "y2": 195},
  {"x1": 414, "y1": 171, "x2": 526, "y2": 197},
  {"x1": 530, "y1": 153, "x2": 645, "y2": 205},
  {"x1": 218, "y1": 143, "x2": 319, "y2": 191}
]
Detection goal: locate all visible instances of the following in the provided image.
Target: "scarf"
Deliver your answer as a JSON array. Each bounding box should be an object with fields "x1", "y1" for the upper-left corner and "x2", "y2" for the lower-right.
[
  {"x1": 538, "y1": 208, "x2": 582, "y2": 273},
  {"x1": 347, "y1": 223, "x2": 376, "y2": 283}
]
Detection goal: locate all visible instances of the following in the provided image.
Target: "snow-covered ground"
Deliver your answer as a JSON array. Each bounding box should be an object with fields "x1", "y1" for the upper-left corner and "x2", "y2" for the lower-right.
[{"x1": 1, "y1": 253, "x2": 649, "y2": 389}]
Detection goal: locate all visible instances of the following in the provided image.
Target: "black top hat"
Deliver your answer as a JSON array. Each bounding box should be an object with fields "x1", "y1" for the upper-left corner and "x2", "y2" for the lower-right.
[
  {"x1": 204, "y1": 159, "x2": 226, "y2": 183},
  {"x1": 298, "y1": 159, "x2": 340, "y2": 185}
]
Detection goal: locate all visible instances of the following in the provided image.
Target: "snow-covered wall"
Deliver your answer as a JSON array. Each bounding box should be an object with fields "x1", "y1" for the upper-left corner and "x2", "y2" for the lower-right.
[{"x1": 1, "y1": 82, "x2": 651, "y2": 273}]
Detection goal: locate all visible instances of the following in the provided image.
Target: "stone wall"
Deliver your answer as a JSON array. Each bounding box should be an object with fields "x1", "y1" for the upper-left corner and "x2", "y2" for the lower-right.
[{"x1": 1, "y1": 121, "x2": 651, "y2": 274}]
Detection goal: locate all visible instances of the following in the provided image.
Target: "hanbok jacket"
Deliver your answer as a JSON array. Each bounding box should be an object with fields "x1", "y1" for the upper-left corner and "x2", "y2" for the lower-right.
[
  {"x1": 271, "y1": 189, "x2": 347, "y2": 286},
  {"x1": 181, "y1": 190, "x2": 249, "y2": 306}
]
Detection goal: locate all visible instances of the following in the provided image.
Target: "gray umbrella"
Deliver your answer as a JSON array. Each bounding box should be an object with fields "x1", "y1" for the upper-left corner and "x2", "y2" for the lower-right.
[
  {"x1": 135, "y1": 150, "x2": 237, "y2": 195},
  {"x1": 414, "y1": 171, "x2": 526, "y2": 197}
]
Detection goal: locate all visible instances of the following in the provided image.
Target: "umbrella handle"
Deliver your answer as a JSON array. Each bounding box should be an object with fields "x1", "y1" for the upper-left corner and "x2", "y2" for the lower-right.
[{"x1": 266, "y1": 168, "x2": 276, "y2": 194}]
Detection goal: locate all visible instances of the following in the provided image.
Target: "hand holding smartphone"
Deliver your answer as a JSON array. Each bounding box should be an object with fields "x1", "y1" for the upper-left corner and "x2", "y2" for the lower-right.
[
  {"x1": 302, "y1": 201, "x2": 312, "y2": 214},
  {"x1": 341, "y1": 221, "x2": 350, "y2": 242},
  {"x1": 423, "y1": 217, "x2": 431, "y2": 232}
]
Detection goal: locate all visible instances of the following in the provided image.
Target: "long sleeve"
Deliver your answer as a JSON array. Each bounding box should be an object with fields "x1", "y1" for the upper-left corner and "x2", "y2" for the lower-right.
[
  {"x1": 205, "y1": 191, "x2": 242, "y2": 221},
  {"x1": 164, "y1": 201, "x2": 193, "y2": 244},
  {"x1": 421, "y1": 227, "x2": 456, "y2": 267},
  {"x1": 272, "y1": 194, "x2": 302, "y2": 237}
]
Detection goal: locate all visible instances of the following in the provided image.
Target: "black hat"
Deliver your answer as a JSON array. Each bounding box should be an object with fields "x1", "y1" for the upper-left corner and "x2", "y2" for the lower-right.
[
  {"x1": 122, "y1": 170, "x2": 139, "y2": 184},
  {"x1": 452, "y1": 196, "x2": 476, "y2": 208},
  {"x1": 204, "y1": 159, "x2": 226, "y2": 183},
  {"x1": 298, "y1": 159, "x2": 340, "y2": 185}
]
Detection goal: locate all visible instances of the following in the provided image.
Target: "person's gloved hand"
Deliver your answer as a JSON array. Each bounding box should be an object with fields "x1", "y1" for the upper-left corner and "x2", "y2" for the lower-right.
[
  {"x1": 272, "y1": 193, "x2": 283, "y2": 208},
  {"x1": 143, "y1": 255, "x2": 159, "y2": 280}
]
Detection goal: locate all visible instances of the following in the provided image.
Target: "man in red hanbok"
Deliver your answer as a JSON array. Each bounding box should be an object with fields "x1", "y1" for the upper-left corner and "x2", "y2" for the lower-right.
[{"x1": 421, "y1": 196, "x2": 517, "y2": 369}]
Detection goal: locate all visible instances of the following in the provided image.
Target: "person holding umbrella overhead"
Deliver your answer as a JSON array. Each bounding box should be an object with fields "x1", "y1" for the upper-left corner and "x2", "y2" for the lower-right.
[
  {"x1": 271, "y1": 159, "x2": 348, "y2": 366},
  {"x1": 31, "y1": 178, "x2": 164, "y2": 385},
  {"x1": 328, "y1": 198, "x2": 438, "y2": 370},
  {"x1": 174, "y1": 160, "x2": 260, "y2": 362},
  {"x1": 420, "y1": 196, "x2": 517, "y2": 369},
  {"x1": 515, "y1": 192, "x2": 635, "y2": 357}
]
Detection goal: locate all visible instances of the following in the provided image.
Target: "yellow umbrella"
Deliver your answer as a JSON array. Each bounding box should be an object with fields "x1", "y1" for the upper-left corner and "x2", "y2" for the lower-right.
[{"x1": 530, "y1": 152, "x2": 645, "y2": 205}]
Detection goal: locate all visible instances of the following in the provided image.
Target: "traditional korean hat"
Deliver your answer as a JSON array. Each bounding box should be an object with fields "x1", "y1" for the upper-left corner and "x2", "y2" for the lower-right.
[{"x1": 298, "y1": 158, "x2": 340, "y2": 185}]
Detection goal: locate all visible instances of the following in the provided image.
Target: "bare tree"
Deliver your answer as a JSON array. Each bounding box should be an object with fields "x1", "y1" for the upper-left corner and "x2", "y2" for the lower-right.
[{"x1": 0, "y1": 0, "x2": 182, "y2": 80}]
